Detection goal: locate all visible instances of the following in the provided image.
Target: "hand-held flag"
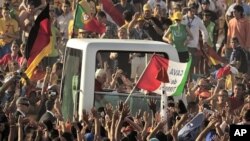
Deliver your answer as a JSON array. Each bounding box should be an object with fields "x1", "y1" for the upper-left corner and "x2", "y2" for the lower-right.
[
  {"x1": 137, "y1": 54, "x2": 169, "y2": 92},
  {"x1": 25, "y1": 4, "x2": 52, "y2": 78}
]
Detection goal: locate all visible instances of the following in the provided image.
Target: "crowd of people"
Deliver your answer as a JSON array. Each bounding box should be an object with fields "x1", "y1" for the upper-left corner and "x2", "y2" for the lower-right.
[{"x1": 0, "y1": 0, "x2": 250, "y2": 141}]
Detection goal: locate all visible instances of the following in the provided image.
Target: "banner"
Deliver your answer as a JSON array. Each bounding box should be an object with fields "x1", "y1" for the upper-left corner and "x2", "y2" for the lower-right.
[
  {"x1": 137, "y1": 54, "x2": 191, "y2": 96},
  {"x1": 163, "y1": 58, "x2": 192, "y2": 96}
]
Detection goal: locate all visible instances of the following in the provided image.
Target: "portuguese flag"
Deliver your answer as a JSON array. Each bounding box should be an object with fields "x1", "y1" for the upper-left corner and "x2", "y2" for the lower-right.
[
  {"x1": 74, "y1": 4, "x2": 106, "y2": 34},
  {"x1": 25, "y1": 4, "x2": 52, "y2": 78}
]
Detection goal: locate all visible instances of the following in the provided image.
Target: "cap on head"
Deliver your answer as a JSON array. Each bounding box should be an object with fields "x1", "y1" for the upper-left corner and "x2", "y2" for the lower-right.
[
  {"x1": 201, "y1": 0, "x2": 210, "y2": 4},
  {"x1": 143, "y1": 4, "x2": 151, "y2": 11},
  {"x1": 188, "y1": 2, "x2": 199, "y2": 10},
  {"x1": 47, "y1": 85, "x2": 59, "y2": 96},
  {"x1": 173, "y1": 11, "x2": 182, "y2": 20}
]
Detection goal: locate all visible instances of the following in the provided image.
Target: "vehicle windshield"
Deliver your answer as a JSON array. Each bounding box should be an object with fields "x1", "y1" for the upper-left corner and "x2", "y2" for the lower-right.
[{"x1": 61, "y1": 48, "x2": 82, "y2": 119}]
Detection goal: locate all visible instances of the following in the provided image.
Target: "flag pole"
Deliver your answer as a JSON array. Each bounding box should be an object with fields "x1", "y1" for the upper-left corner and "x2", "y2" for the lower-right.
[
  {"x1": 124, "y1": 53, "x2": 156, "y2": 104},
  {"x1": 71, "y1": 2, "x2": 79, "y2": 38},
  {"x1": 160, "y1": 84, "x2": 168, "y2": 131}
]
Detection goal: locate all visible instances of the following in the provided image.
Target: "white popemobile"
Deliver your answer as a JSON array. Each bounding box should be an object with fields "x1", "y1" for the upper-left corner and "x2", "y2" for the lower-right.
[{"x1": 60, "y1": 39, "x2": 180, "y2": 119}]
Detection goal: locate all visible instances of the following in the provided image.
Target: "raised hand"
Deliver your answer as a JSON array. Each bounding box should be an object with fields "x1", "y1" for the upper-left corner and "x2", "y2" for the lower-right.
[
  {"x1": 135, "y1": 109, "x2": 143, "y2": 120},
  {"x1": 91, "y1": 107, "x2": 99, "y2": 119},
  {"x1": 73, "y1": 111, "x2": 79, "y2": 122},
  {"x1": 118, "y1": 101, "x2": 124, "y2": 112},
  {"x1": 143, "y1": 111, "x2": 150, "y2": 123},
  {"x1": 154, "y1": 112, "x2": 161, "y2": 124},
  {"x1": 112, "y1": 110, "x2": 119, "y2": 121},
  {"x1": 148, "y1": 99, "x2": 157, "y2": 112},
  {"x1": 133, "y1": 12, "x2": 140, "y2": 20},
  {"x1": 120, "y1": 103, "x2": 130, "y2": 119},
  {"x1": 81, "y1": 109, "x2": 89, "y2": 124},
  {"x1": 206, "y1": 118, "x2": 217, "y2": 129},
  {"x1": 17, "y1": 116, "x2": 24, "y2": 127},
  {"x1": 105, "y1": 103, "x2": 113, "y2": 119},
  {"x1": 170, "y1": 126, "x2": 178, "y2": 139},
  {"x1": 134, "y1": 109, "x2": 143, "y2": 127},
  {"x1": 156, "y1": 119, "x2": 167, "y2": 129}
]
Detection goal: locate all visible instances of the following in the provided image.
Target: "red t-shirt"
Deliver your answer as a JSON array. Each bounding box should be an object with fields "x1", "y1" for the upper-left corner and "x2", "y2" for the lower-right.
[{"x1": 0, "y1": 54, "x2": 19, "y2": 66}]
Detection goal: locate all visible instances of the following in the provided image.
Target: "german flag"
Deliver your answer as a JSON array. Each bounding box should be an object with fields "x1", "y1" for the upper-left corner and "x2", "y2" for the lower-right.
[
  {"x1": 200, "y1": 45, "x2": 225, "y2": 66},
  {"x1": 25, "y1": 4, "x2": 52, "y2": 78},
  {"x1": 100, "y1": 0, "x2": 125, "y2": 27}
]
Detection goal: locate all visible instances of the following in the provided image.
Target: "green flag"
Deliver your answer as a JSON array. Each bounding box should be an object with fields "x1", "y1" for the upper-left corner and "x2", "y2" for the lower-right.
[
  {"x1": 74, "y1": 4, "x2": 85, "y2": 29},
  {"x1": 74, "y1": 4, "x2": 106, "y2": 34}
]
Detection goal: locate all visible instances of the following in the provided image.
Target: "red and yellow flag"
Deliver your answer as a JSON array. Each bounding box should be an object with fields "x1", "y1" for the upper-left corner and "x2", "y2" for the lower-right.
[
  {"x1": 25, "y1": 4, "x2": 52, "y2": 78},
  {"x1": 201, "y1": 45, "x2": 225, "y2": 66}
]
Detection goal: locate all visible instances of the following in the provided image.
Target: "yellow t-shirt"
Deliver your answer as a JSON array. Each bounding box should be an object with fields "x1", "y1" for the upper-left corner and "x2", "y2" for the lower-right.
[
  {"x1": 68, "y1": 19, "x2": 74, "y2": 39},
  {"x1": 0, "y1": 18, "x2": 19, "y2": 46}
]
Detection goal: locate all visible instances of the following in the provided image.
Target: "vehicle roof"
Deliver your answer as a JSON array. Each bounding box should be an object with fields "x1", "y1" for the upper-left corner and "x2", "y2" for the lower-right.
[{"x1": 66, "y1": 38, "x2": 174, "y2": 52}]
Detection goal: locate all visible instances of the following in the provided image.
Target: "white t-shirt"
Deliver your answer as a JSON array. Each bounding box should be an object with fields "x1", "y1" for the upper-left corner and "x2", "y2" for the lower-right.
[
  {"x1": 182, "y1": 15, "x2": 208, "y2": 48},
  {"x1": 57, "y1": 12, "x2": 73, "y2": 39}
]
